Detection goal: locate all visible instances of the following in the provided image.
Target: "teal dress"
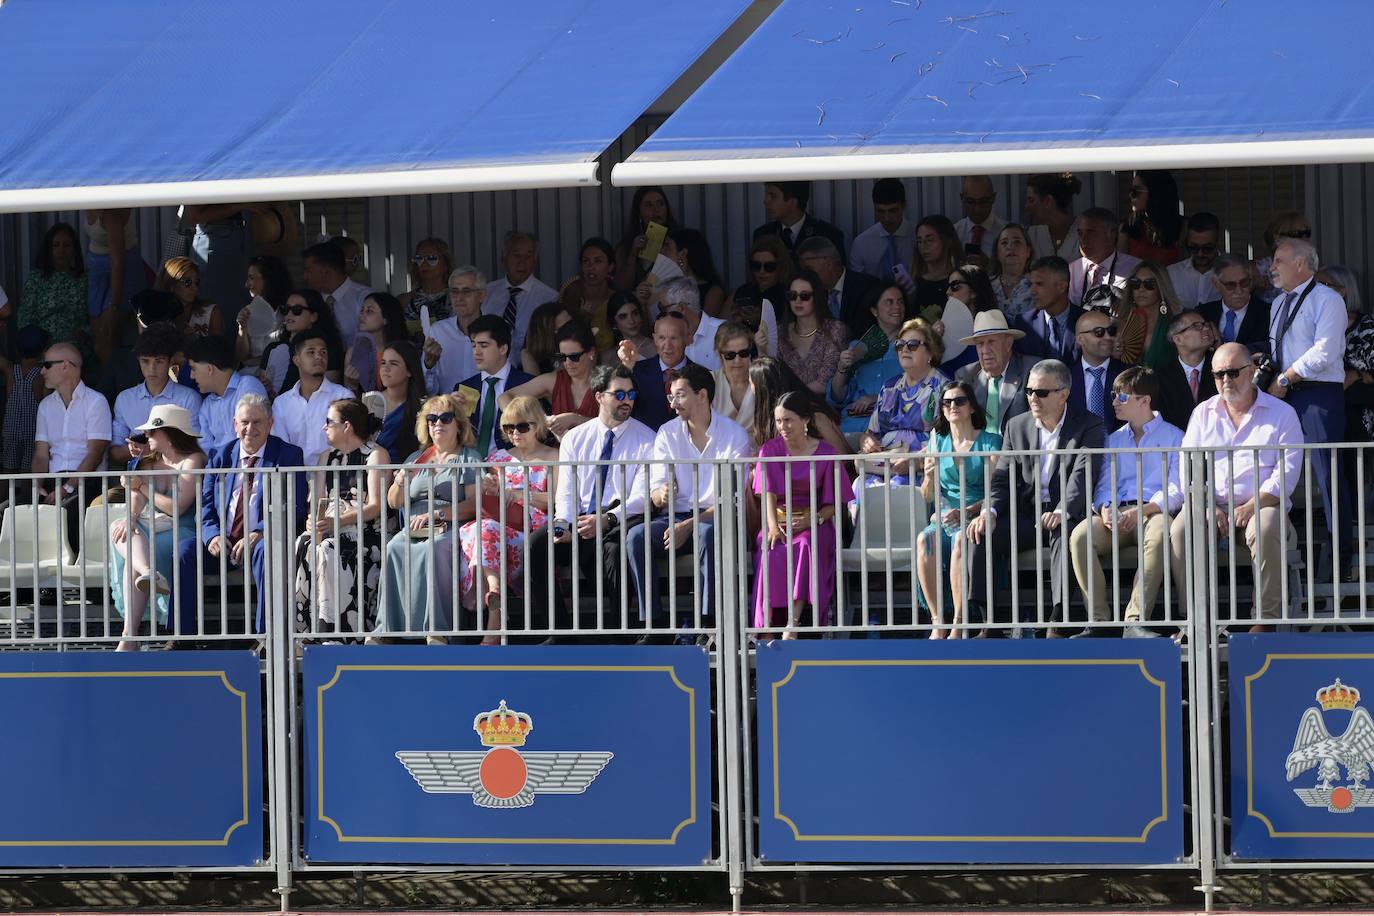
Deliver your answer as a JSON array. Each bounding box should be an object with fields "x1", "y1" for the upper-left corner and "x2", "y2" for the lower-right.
[
  {"x1": 374, "y1": 446, "x2": 479, "y2": 634},
  {"x1": 110, "y1": 481, "x2": 198, "y2": 627},
  {"x1": 917, "y1": 429, "x2": 1002, "y2": 614}
]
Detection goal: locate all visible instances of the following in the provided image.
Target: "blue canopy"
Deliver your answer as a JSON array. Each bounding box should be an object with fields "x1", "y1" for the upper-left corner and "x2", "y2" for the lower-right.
[
  {"x1": 615, "y1": 0, "x2": 1374, "y2": 185},
  {"x1": 0, "y1": 0, "x2": 749, "y2": 210}
]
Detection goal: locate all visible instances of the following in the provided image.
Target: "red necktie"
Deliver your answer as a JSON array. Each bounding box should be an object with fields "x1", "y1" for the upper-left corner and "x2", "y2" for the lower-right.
[
  {"x1": 1188, "y1": 368, "x2": 1200, "y2": 400},
  {"x1": 663, "y1": 367, "x2": 677, "y2": 398},
  {"x1": 230, "y1": 456, "x2": 258, "y2": 541},
  {"x1": 970, "y1": 224, "x2": 985, "y2": 250}
]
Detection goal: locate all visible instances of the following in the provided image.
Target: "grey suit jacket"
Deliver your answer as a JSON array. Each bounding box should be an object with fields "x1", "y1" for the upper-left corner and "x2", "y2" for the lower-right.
[
  {"x1": 954, "y1": 351, "x2": 1035, "y2": 436},
  {"x1": 990, "y1": 406, "x2": 1105, "y2": 523}
]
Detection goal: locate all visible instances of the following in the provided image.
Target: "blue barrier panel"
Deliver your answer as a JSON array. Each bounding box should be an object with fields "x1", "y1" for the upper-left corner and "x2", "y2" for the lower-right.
[
  {"x1": 303, "y1": 644, "x2": 712, "y2": 865},
  {"x1": 755, "y1": 639, "x2": 1183, "y2": 864},
  {"x1": 1230, "y1": 633, "x2": 1374, "y2": 859},
  {"x1": 0, "y1": 651, "x2": 262, "y2": 867}
]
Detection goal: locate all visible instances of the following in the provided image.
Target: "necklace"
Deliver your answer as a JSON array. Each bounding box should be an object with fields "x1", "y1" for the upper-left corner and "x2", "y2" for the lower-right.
[{"x1": 795, "y1": 324, "x2": 819, "y2": 339}]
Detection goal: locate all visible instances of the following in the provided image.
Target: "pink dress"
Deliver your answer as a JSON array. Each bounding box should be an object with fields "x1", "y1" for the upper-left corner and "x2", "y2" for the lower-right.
[
  {"x1": 751, "y1": 437, "x2": 854, "y2": 627},
  {"x1": 458, "y1": 450, "x2": 550, "y2": 595}
]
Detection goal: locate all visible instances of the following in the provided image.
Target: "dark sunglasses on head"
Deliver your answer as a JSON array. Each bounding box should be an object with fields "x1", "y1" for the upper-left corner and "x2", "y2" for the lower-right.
[
  {"x1": 749, "y1": 260, "x2": 779, "y2": 273},
  {"x1": 787, "y1": 290, "x2": 814, "y2": 302},
  {"x1": 1081, "y1": 324, "x2": 1119, "y2": 338},
  {"x1": 1219, "y1": 277, "x2": 1253, "y2": 291},
  {"x1": 411, "y1": 254, "x2": 440, "y2": 265},
  {"x1": 425, "y1": 411, "x2": 457, "y2": 425},
  {"x1": 1126, "y1": 277, "x2": 1158, "y2": 291},
  {"x1": 1185, "y1": 243, "x2": 1218, "y2": 255},
  {"x1": 941, "y1": 395, "x2": 970, "y2": 408},
  {"x1": 946, "y1": 280, "x2": 967, "y2": 293},
  {"x1": 719, "y1": 347, "x2": 757, "y2": 361},
  {"x1": 658, "y1": 308, "x2": 686, "y2": 321},
  {"x1": 1279, "y1": 229, "x2": 1312, "y2": 239},
  {"x1": 552, "y1": 350, "x2": 586, "y2": 366},
  {"x1": 501, "y1": 422, "x2": 534, "y2": 435},
  {"x1": 607, "y1": 389, "x2": 638, "y2": 402},
  {"x1": 892, "y1": 339, "x2": 927, "y2": 352},
  {"x1": 1211, "y1": 367, "x2": 1247, "y2": 380},
  {"x1": 1026, "y1": 386, "x2": 1064, "y2": 399},
  {"x1": 280, "y1": 305, "x2": 309, "y2": 317}
]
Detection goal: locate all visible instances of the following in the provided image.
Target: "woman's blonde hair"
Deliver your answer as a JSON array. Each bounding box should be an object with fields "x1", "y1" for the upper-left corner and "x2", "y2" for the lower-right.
[
  {"x1": 500, "y1": 395, "x2": 553, "y2": 445},
  {"x1": 897, "y1": 317, "x2": 944, "y2": 365},
  {"x1": 156, "y1": 256, "x2": 199, "y2": 292},
  {"x1": 415, "y1": 393, "x2": 476, "y2": 449}
]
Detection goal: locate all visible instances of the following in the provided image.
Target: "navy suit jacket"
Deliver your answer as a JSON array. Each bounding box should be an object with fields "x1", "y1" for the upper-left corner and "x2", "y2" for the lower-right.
[
  {"x1": 753, "y1": 214, "x2": 846, "y2": 256},
  {"x1": 1068, "y1": 358, "x2": 1130, "y2": 432},
  {"x1": 1198, "y1": 295, "x2": 1272, "y2": 351},
  {"x1": 1155, "y1": 351, "x2": 1217, "y2": 432},
  {"x1": 460, "y1": 367, "x2": 535, "y2": 452},
  {"x1": 630, "y1": 357, "x2": 696, "y2": 431},
  {"x1": 1014, "y1": 305, "x2": 1086, "y2": 365},
  {"x1": 200, "y1": 435, "x2": 308, "y2": 545}
]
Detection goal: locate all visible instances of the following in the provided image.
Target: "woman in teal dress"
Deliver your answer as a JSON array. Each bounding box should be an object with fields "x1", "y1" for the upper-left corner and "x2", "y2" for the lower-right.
[
  {"x1": 110, "y1": 405, "x2": 207, "y2": 651},
  {"x1": 917, "y1": 380, "x2": 1001, "y2": 639},
  {"x1": 370, "y1": 393, "x2": 479, "y2": 644}
]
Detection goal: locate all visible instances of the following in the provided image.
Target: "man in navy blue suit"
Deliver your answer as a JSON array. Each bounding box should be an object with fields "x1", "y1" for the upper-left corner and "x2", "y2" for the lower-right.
[
  {"x1": 1068, "y1": 309, "x2": 1130, "y2": 432},
  {"x1": 457, "y1": 315, "x2": 533, "y2": 456},
  {"x1": 1015, "y1": 256, "x2": 1084, "y2": 365},
  {"x1": 627, "y1": 313, "x2": 695, "y2": 431},
  {"x1": 752, "y1": 181, "x2": 845, "y2": 256},
  {"x1": 173, "y1": 394, "x2": 307, "y2": 635}
]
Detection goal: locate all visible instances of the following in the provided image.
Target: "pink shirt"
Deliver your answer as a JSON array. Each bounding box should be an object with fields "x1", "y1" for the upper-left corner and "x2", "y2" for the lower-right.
[{"x1": 1180, "y1": 391, "x2": 1303, "y2": 507}]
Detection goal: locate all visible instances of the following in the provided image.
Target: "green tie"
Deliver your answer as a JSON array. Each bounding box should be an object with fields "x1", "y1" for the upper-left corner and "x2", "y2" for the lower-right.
[
  {"x1": 477, "y1": 377, "x2": 499, "y2": 455},
  {"x1": 986, "y1": 376, "x2": 1001, "y2": 429}
]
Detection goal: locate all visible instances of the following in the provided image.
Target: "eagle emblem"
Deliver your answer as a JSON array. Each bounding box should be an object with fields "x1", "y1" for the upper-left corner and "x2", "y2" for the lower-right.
[
  {"x1": 395, "y1": 700, "x2": 612, "y2": 809},
  {"x1": 1286, "y1": 679, "x2": 1374, "y2": 813}
]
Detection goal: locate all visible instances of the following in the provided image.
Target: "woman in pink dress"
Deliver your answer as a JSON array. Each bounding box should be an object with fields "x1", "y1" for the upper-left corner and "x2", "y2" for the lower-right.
[
  {"x1": 752, "y1": 391, "x2": 854, "y2": 635},
  {"x1": 459, "y1": 396, "x2": 559, "y2": 645}
]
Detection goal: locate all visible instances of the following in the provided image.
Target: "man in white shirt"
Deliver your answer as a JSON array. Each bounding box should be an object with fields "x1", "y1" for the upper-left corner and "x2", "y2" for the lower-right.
[
  {"x1": 627, "y1": 365, "x2": 750, "y2": 644},
  {"x1": 424, "y1": 266, "x2": 486, "y2": 394},
  {"x1": 1166, "y1": 212, "x2": 1222, "y2": 308},
  {"x1": 303, "y1": 241, "x2": 374, "y2": 347},
  {"x1": 528, "y1": 365, "x2": 655, "y2": 638},
  {"x1": 849, "y1": 178, "x2": 915, "y2": 283},
  {"x1": 658, "y1": 277, "x2": 723, "y2": 370},
  {"x1": 1265, "y1": 236, "x2": 1352, "y2": 572},
  {"x1": 271, "y1": 331, "x2": 353, "y2": 465},
  {"x1": 1068, "y1": 208, "x2": 1141, "y2": 306},
  {"x1": 953, "y1": 175, "x2": 1007, "y2": 263},
  {"x1": 482, "y1": 231, "x2": 557, "y2": 359},
  {"x1": 33, "y1": 342, "x2": 113, "y2": 551}
]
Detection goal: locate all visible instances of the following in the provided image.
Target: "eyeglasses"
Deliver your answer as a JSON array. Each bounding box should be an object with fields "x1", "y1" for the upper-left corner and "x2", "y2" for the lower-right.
[
  {"x1": 40, "y1": 359, "x2": 70, "y2": 370},
  {"x1": 719, "y1": 347, "x2": 757, "y2": 361},
  {"x1": 448, "y1": 286, "x2": 482, "y2": 296},
  {"x1": 1185, "y1": 243, "x2": 1218, "y2": 255},
  {"x1": 552, "y1": 350, "x2": 587, "y2": 366},
  {"x1": 426, "y1": 412, "x2": 457, "y2": 425},
  {"x1": 1080, "y1": 325, "x2": 1119, "y2": 338},
  {"x1": 411, "y1": 254, "x2": 440, "y2": 266},
  {"x1": 667, "y1": 391, "x2": 697, "y2": 404},
  {"x1": 1279, "y1": 229, "x2": 1312, "y2": 239},
  {"x1": 177, "y1": 276, "x2": 198, "y2": 288},
  {"x1": 946, "y1": 280, "x2": 967, "y2": 293},
  {"x1": 1211, "y1": 367, "x2": 1248, "y2": 380},
  {"x1": 500, "y1": 422, "x2": 534, "y2": 435},
  {"x1": 941, "y1": 395, "x2": 970, "y2": 408},
  {"x1": 280, "y1": 305, "x2": 309, "y2": 317},
  {"x1": 750, "y1": 260, "x2": 779, "y2": 273},
  {"x1": 1218, "y1": 277, "x2": 1253, "y2": 291},
  {"x1": 787, "y1": 291, "x2": 814, "y2": 302},
  {"x1": 1126, "y1": 277, "x2": 1158, "y2": 291},
  {"x1": 606, "y1": 389, "x2": 638, "y2": 402},
  {"x1": 344, "y1": 256, "x2": 362, "y2": 267},
  {"x1": 1026, "y1": 386, "x2": 1064, "y2": 399},
  {"x1": 1176, "y1": 320, "x2": 1209, "y2": 334},
  {"x1": 892, "y1": 339, "x2": 927, "y2": 353}
]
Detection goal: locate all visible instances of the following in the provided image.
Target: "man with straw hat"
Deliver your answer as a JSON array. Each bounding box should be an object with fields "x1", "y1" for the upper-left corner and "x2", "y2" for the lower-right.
[{"x1": 953, "y1": 310, "x2": 1034, "y2": 436}]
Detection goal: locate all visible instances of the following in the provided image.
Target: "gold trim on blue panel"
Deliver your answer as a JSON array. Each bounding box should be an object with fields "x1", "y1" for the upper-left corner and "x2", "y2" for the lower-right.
[
  {"x1": 315, "y1": 663, "x2": 697, "y2": 845},
  {"x1": 770, "y1": 658, "x2": 1169, "y2": 843}
]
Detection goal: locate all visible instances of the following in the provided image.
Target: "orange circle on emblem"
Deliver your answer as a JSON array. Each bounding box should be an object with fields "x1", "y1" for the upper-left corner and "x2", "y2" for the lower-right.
[
  {"x1": 1331, "y1": 787, "x2": 1354, "y2": 810},
  {"x1": 479, "y1": 747, "x2": 528, "y2": 799}
]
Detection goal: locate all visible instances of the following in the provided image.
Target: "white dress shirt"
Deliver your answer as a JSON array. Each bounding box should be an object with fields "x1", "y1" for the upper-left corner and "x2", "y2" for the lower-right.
[
  {"x1": 227, "y1": 442, "x2": 268, "y2": 534},
  {"x1": 850, "y1": 218, "x2": 916, "y2": 280},
  {"x1": 1027, "y1": 223, "x2": 1081, "y2": 264},
  {"x1": 1215, "y1": 303, "x2": 1249, "y2": 343},
  {"x1": 271, "y1": 378, "x2": 353, "y2": 465},
  {"x1": 954, "y1": 213, "x2": 1008, "y2": 258},
  {"x1": 473, "y1": 362, "x2": 512, "y2": 443},
  {"x1": 554, "y1": 415, "x2": 655, "y2": 523},
  {"x1": 650, "y1": 411, "x2": 751, "y2": 513},
  {"x1": 482, "y1": 274, "x2": 559, "y2": 357},
  {"x1": 1166, "y1": 259, "x2": 1216, "y2": 309},
  {"x1": 1035, "y1": 412, "x2": 1067, "y2": 503},
  {"x1": 423, "y1": 316, "x2": 477, "y2": 394},
  {"x1": 1068, "y1": 251, "x2": 1142, "y2": 306},
  {"x1": 1180, "y1": 391, "x2": 1303, "y2": 506},
  {"x1": 326, "y1": 277, "x2": 375, "y2": 348},
  {"x1": 1269, "y1": 276, "x2": 1346, "y2": 384},
  {"x1": 36, "y1": 382, "x2": 112, "y2": 472},
  {"x1": 686, "y1": 313, "x2": 725, "y2": 370}
]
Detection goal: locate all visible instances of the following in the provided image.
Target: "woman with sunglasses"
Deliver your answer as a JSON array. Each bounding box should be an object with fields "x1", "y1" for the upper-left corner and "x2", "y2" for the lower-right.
[
  {"x1": 829, "y1": 284, "x2": 909, "y2": 435},
  {"x1": 1116, "y1": 262, "x2": 1183, "y2": 367},
  {"x1": 345, "y1": 292, "x2": 409, "y2": 394},
  {"x1": 1118, "y1": 171, "x2": 1182, "y2": 266},
  {"x1": 371, "y1": 393, "x2": 481, "y2": 645},
  {"x1": 258, "y1": 289, "x2": 345, "y2": 397},
  {"x1": 293, "y1": 398, "x2": 391, "y2": 637},
  {"x1": 917, "y1": 379, "x2": 1000, "y2": 639},
  {"x1": 712, "y1": 321, "x2": 758, "y2": 439},
  {"x1": 990, "y1": 223, "x2": 1037, "y2": 319},
  {"x1": 858, "y1": 318, "x2": 947, "y2": 486},
  {"x1": 234, "y1": 255, "x2": 292, "y2": 367},
  {"x1": 502, "y1": 319, "x2": 600, "y2": 437},
  {"x1": 778, "y1": 269, "x2": 849, "y2": 396},
  {"x1": 939, "y1": 263, "x2": 1001, "y2": 375},
  {"x1": 157, "y1": 257, "x2": 224, "y2": 342},
  {"x1": 727, "y1": 235, "x2": 793, "y2": 333},
  {"x1": 911, "y1": 215, "x2": 961, "y2": 319},
  {"x1": 561, "y1": 238, "x2": 619, "y2": 354},
  {"x1": 372, "y1": 341, "x2": 424, "y2": 461},
  {"x1": 458, "y1": 395, "x2": 559, "y2": 645},
  {"x1": 599, "y1": 291, "x2": 656, "y2": 366},
  {"x1": 397, "y1": 238, "x2": 454, "y2": 339}
]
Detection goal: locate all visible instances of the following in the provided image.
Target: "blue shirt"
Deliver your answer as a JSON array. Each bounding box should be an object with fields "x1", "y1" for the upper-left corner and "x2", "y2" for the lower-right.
[
  {"x1": 1092, "y1": 413, "x2": 1185, "y2": 514},
  {"x1": 827, "y1": 339, "x2": 903, "y2": 434},
  {"x1": 112, "y1": 380, "x2": 203, "y2": 443},
  {"x1": 198, "y1": 372, "x2": 269, "y2": 454}
]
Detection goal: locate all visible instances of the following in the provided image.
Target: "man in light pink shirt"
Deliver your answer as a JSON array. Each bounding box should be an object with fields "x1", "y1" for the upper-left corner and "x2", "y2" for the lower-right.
[{"x1": 1168, "y1": 342, "x2": 1303, "y2": 628}]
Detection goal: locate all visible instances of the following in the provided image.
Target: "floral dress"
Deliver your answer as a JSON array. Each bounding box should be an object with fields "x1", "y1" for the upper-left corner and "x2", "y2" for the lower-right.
[
  {"x1": 1345, "y1": 314, "x2": 1374, "y2": 439},
  {"x1": 458, "y1": 449, "x2": 551, "y2": 595},
  {"x1": 20, "y1": 270, "x2": 87, "y2": 346},
  {"x1": 779, "y1": 319, "x2": 848, "y2": 391},
  {"x1": 861, "y1": 370, "x2": 946, "y2": 487}
]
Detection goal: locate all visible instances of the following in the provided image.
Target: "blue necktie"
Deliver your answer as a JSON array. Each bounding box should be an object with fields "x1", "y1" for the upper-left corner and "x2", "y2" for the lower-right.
[
  {"x1": 1221, "y1": 308, "x2": 1237, "y2": 343},
  {"x1": 1046, "y1": 314, "x2": 1059, "y2": 355},
  {"x1": 1087, "y1": 366, "x2": 1106, "y2": 421},
  {"x1": 589, "y1": 428, "x2": 615, "y2": 512},
  {"x1": 883, "y1": 234, "x2": 899, "y2": 281}
]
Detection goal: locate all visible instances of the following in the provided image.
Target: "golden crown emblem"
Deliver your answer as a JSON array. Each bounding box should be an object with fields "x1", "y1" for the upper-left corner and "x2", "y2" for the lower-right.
[
  {"x1": 472, "y1": 700, "x2": 533, "y2": 747},
  {"x1": 1318, "y1": 679, "x2": 1361, "y2": 711}
]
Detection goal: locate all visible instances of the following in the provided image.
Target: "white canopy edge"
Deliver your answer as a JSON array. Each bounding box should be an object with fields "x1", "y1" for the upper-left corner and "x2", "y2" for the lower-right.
[
  {"x1": 0, "y1": 161, "x2": 600, "y2": 214},
  {"x1": 612, "y1": 138, "x2": 1374, "y2": 186}
]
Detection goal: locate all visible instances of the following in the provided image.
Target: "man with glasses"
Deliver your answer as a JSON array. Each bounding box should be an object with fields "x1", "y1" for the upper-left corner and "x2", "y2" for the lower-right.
[
  {"x1": 424, "y1": 266, "x2": 486, "y2": 394},
  {"x1": 527, "y1": 366, "x2": 654, "y2": 640},
  {"x1": 623, "y1": 313, "x2": 696, "y2": 431},
  {"x1": 271, "y1": 331, "x2": 352, "y2": 465},
  {"x1": 627, "y1": 364, "x2": 750, "y2": 644},
  {"x1": 481, "y1": 231, "x2": 556, "y2": 359},
  {"x1": 33, "y1": 343, "x2": 113, "y2": 554},
  {"x1": 1198, "y1": 254, "x2": 1270, "y2": 347},
  {"x1": 953, "y1": 175, "x2": 1007, "y2": 262},
  {"x1": 850, "y1": 178, "x2": 914, "y2": 283},
  {"x1": 795, "y1": 237, "x2": 881, "y2": 337},
  {"x1": 1015, "y1": 256, "x2": 1084, "y2": 364},
  {"x1": 1167, "y1": 212, "x2": 1223, "y2": 308},
  {"x1": 1155, "y1": 309, "x2": 1218, "y2": 431},
  {"x1": 656, "y1": 277, "x2": 724, "y2": 371},
  {"x1": 1168, "y1": 343, "x2": 1302, "y2": 631},
  {"x1": 1069, "y1": 367, "x2": 1184, "y2": 638},
  {"x1": 967, "y1": 358, "x2": 1104, "y2": 634},
  {"x1": 1068, "y1": 208, "x2": 1140, "y2": 307},
  {"x1": 1069, "y1": 310, "x2": 1128, "y2": 432},
  {"x1": 302, "y1": 241, "x2": 373, "y2": 347},
  {"x1": 456, "y1": 315, "x2": 532, "y2": 456}
]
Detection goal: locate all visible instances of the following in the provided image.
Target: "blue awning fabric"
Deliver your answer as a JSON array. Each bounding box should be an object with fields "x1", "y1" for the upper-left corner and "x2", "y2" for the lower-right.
[
  {"x1": 614, "y1": 0, "x2": 1374, "y2": 185},
  {"x1": 0, "y1": 0, "x2": 749, "y2": 211}
]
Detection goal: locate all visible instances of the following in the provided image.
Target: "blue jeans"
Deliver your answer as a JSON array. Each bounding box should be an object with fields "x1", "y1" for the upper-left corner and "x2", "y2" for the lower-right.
[{"x1": 625, "y1": 513, "x2": 716, "y2": 626}]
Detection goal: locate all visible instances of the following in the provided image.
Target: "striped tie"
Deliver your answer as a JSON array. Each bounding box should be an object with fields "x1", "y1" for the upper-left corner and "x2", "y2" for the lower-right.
[{"x1": 502, "y1": 286, "x2": 520, "y2": 328}]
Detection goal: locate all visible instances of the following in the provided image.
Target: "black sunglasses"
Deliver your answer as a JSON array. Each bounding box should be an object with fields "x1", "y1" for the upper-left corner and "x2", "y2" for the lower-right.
[
  {"x1": 425, "y1": 412, "x2": 457, "y2": 425},
  {"x1": 941, "y1": 395, "x2": 970, "y2": 408},
  {"x1": 1279, "y1": 229, "x2": 1312, "y2": 239},
  {"x1": 280, "y1": 305, "x2": 309, "y2": 317},
  {"x1": 607, "y1": 390, "x2": 638, "y2": 401},
  {"x1": 750, "y1": 260, "x2": 779, "y2": 273},
  {"x1": 411, "y1": 254, "x2": 440, "y2": 265},
  {"x1": 1026, "y1": 386, "x2": 1064, "y2": 399},
  {"x1": 552, "y1": 350, "x2": 587, "y2": 366},
  {"x1": 788, "y1": 291, "x2": 814, "y2": 302},
  {"x1": 1081, "y1": 325, "x2": 1119, "y2": 338},
  {"x1": 1219, "y1": 278, "x2": 1253, "y2": 291},
  {"x1": 500, "y1": 422, "x2": 534, "y2": 435},
  {"x1": 719, "y1": 347, "x2": 757, "y2": 361},
  {"x1": 658, "y1": 309, "x2": 686, "y2": 321},
  {"x1": 892, "y1": 339, "x2": 927, "y2": 352},
  {"x1": 1211, "y1": 367, "x2": 1247, "y2": 380},
  {"x1": 1126, "y1": 277, "x2": 1158, "y2": 291},
  {"x1": 40, "y1": 359, "x2": 70, "y2": 370},
  {"x1": 1185, "y1": 243, "x2": 1218, "y2": 255}
]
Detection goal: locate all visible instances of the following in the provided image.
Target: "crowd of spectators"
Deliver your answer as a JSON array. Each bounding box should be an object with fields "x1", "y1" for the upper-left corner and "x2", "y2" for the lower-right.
[{"x1": 0, "y1": 172, "x2": 1360, "y2": 645}]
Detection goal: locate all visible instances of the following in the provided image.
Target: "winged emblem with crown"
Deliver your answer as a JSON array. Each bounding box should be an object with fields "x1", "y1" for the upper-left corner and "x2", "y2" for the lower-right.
[
  {"x1": 395, "y1": 700, "x2": 612, "y2": 808},
  {"x1": 1286, "y1": 679, "x2": 1374, "y2": 813}
]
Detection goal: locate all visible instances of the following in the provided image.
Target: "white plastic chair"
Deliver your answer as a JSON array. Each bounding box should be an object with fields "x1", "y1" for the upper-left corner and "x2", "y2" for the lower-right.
[
  {"x1": 60, "y1": 503, "x2": 127, "y2": 584},
  {"x1": 842, "y1": 484, "x2": 926, "y2": 572},
  {"x1": 0, "y1": 504, "x2": 73, "y2": 589}
]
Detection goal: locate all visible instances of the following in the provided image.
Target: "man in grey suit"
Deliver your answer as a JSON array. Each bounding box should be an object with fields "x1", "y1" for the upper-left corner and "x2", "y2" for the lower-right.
[
  {"x1": 954, "y1": 310, "x2": 1035, "y2": 436},
  {"x1": 966, "y1": 358, "x2": 1105, "y2": 633}
]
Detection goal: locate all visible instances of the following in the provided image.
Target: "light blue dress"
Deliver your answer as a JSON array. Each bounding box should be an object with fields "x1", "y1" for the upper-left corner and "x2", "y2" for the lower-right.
[
  {"x1": 110, "y1": 479, "x2": 198, "y2": 626},
  {"x1": 916, "y1": 429, "x2": 1002, "y2": 614},
  {"x1": 374, "y1": 447, "x2": 480, "y2": 634}
]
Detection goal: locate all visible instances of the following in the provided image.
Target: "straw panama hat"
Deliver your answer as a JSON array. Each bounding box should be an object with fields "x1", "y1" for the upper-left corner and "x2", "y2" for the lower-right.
[
  {"x1": 135, "y1": 404, "x2": 200, "y2": 438},
  {"x1": 959, "y1": 310, "x2": 1026, "y2": 345}
]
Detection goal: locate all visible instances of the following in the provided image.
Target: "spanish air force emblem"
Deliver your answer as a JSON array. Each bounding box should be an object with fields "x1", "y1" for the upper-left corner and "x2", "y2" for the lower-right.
[
  {"x1": 1286, "y1": 679, "x2": 1374, "y2": 813},
  {"x1": 396, "y1": 700, "x2": 613, "y2": 808}
]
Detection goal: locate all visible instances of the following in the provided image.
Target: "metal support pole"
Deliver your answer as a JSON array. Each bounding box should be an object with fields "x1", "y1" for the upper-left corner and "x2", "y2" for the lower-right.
[
  {"x1": 266, "y1": 473, "x2": 294, "y2": 912},
  {"x1": 1186, "y1": 451, "x2": 1217, "y2": 909},
  {"x1": 717, "y1": 464, "x2": 745, "y2": 913}
]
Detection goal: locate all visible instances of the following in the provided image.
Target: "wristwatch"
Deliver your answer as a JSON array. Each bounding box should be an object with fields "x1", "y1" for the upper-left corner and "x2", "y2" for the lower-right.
[
  {"x1": 62, "y1": 483, "x2": 75, "y2": 495},
  {"x1": 1277, "y1": 375, "x2": 1291, "y2": 389}
]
